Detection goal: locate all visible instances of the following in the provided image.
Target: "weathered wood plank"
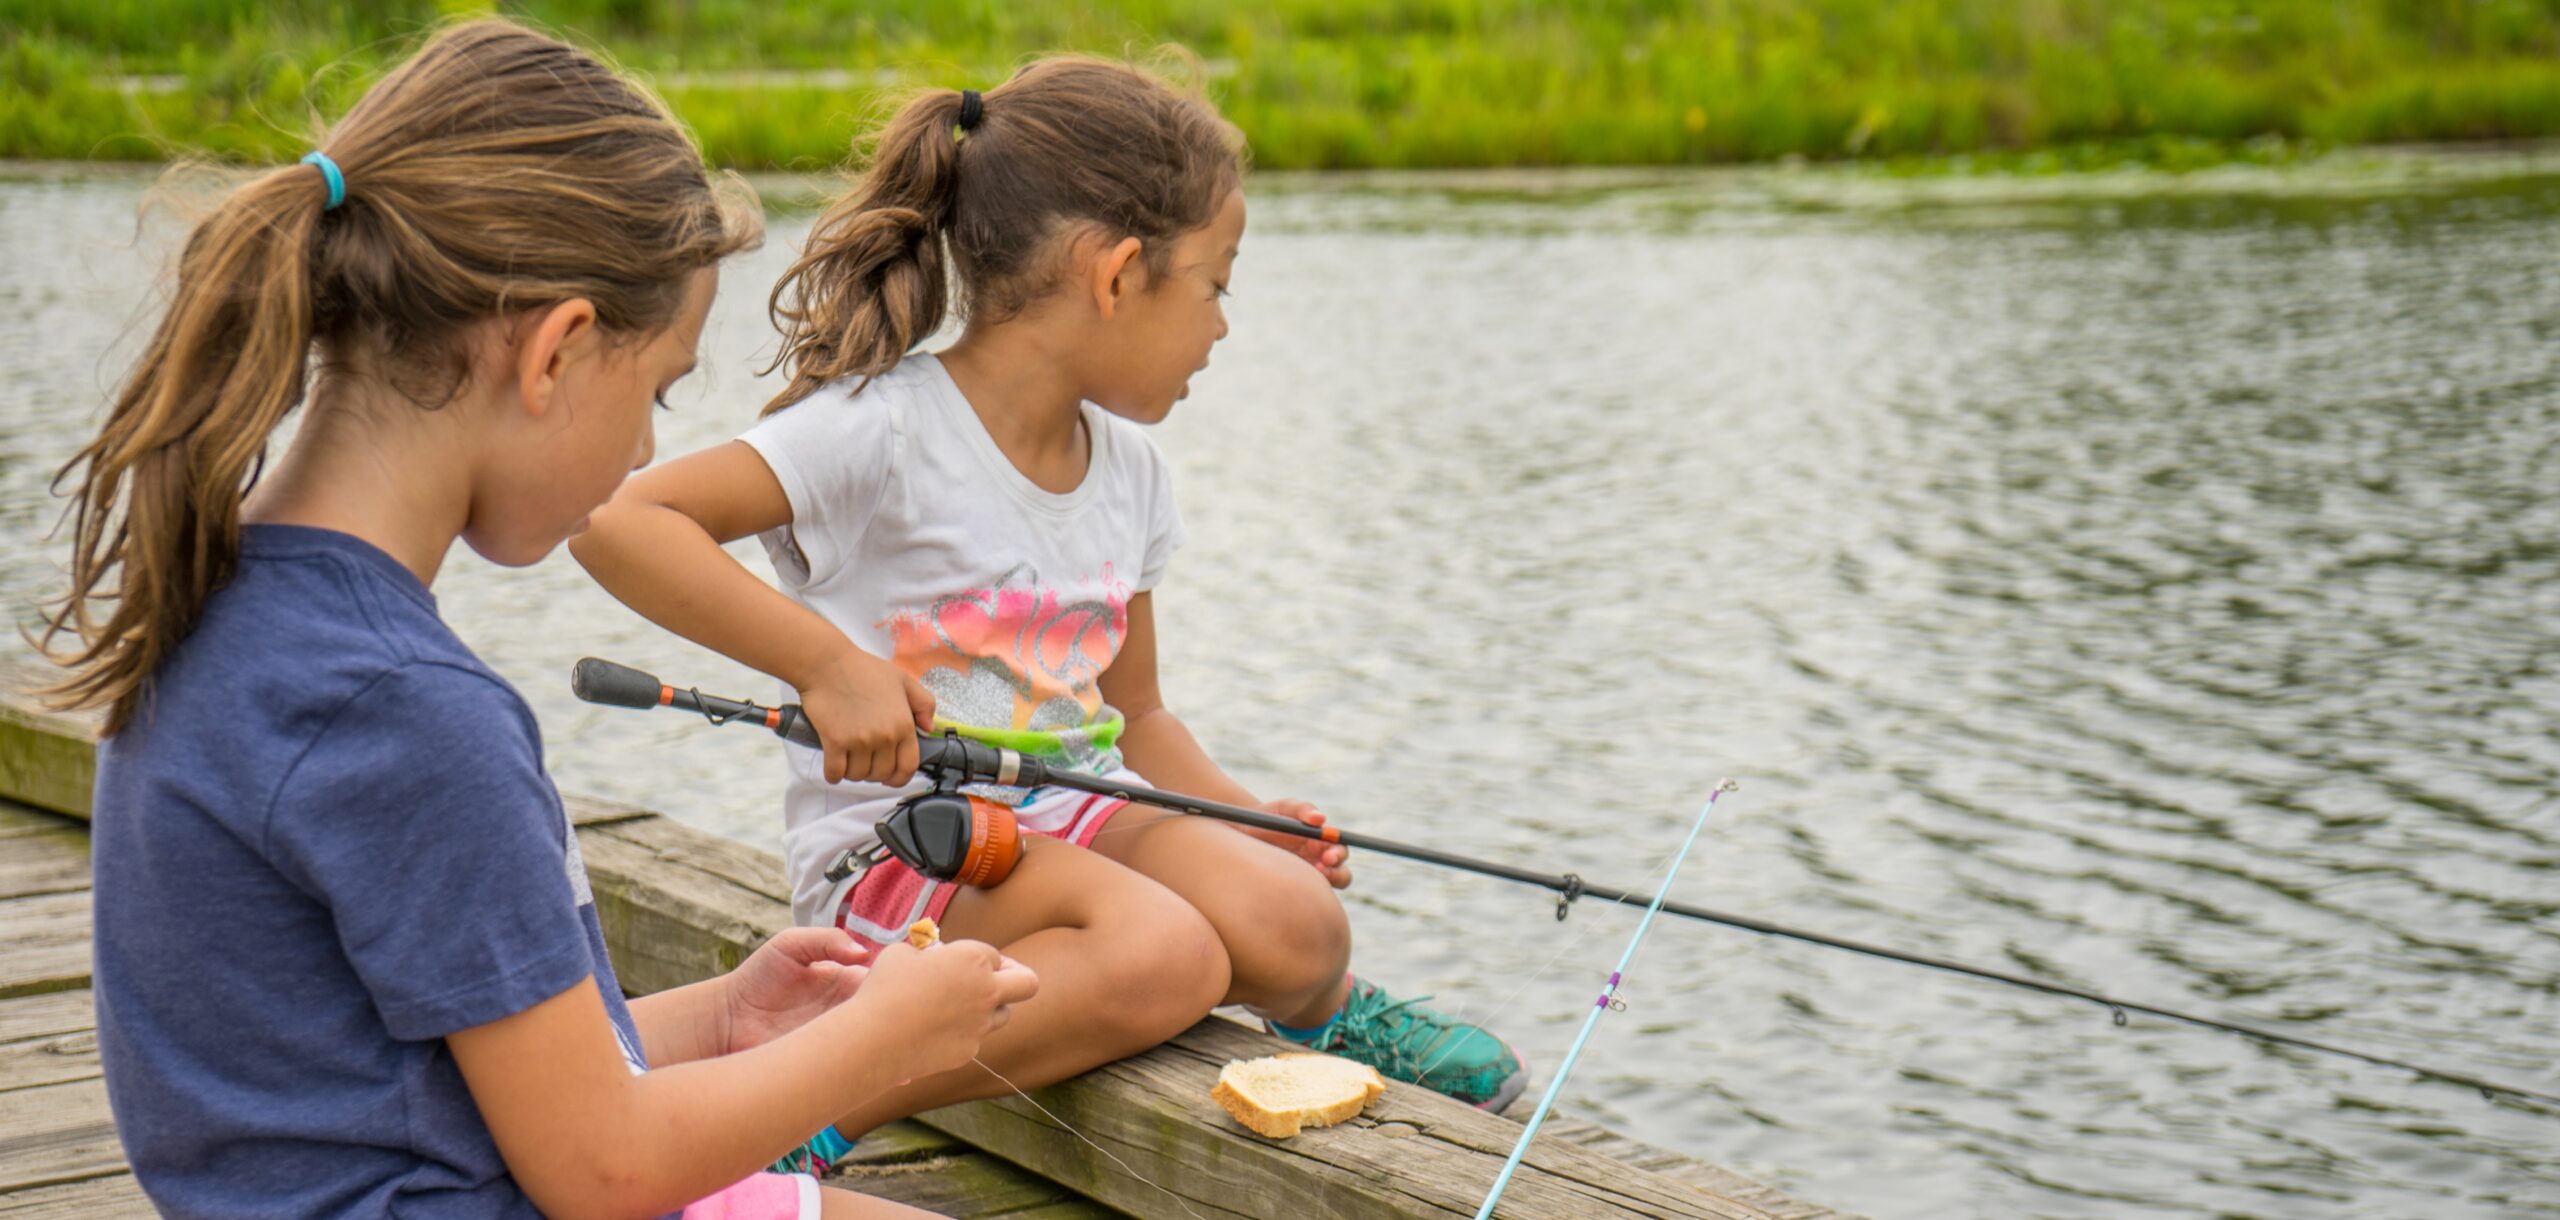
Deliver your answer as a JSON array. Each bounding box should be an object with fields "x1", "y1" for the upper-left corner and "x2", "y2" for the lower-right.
[
  {"x1": 0, "y1": 892, "x2": 91, "y2": 1001},
  {"x1": 833, "y1": 1119, "x2": 972, "y2": 1167},
  {"x1": 0, "y1": 1077, "x2": 124, "y2": 1194},
  {"x1": 592, "y1": 813, "x2": 795, "y2": 905},
  {"x1": 971, "y1": 1206, "x2": 1125, "y2": 1220},
  {"x1": 1537, "y1": 1117, "x2": 1844, "y2": 1220},
  {"x1": 0, "y1": 1173, "x2": 152, "y2": 1218},
  {"x1": 575, "y1": 820, "x2": 782, "y2": 997},
  {"x1": 827, "y1": 1119, "x2": 1126, "y2": 1216},
  {"x1": 0, "y1": 805, "x2": 72, "y2": 841},
  {"x1": 0, "y1": 992, "x2": 92, "y2": 1046},
  {"x1": 831, "y1": 1146, "x2": 1124, "y2": 1217},
  {"x1": 0, "y1": 827, "x2": 87, "y2": 902},
  {"x1": 0, "y1": 1024, "x2": 99, "y2": 1095},
  {"x1": 0, "y1": 700, "x2": 96, "y2": 822},
  {"x1": 564, "y1": 791, "x2": 663, "y2": 829},
  {"x1": 921, "y1": 1016, "x2": 1780, "y2": 1220}
]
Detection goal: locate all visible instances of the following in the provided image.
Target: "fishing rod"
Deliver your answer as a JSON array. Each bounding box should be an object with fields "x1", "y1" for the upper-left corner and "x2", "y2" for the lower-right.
[
  {"x1": 571, "y1": 657, "x2": 2560, "y2": 1111},
  {"x1": 1480, "y1": 779, "x2": 1735, "y2": 1219}
]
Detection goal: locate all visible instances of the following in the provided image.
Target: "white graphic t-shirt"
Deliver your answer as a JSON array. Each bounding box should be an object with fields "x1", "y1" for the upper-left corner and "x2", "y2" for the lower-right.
[{"x1": 739, "y1": 354, "x2": 1185, "y2": 923}]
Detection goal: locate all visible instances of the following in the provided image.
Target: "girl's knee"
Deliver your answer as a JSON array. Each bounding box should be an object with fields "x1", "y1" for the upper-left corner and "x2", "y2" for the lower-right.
[
  {"x1": 1235, "y1": 865, "x2": 1352, "y2": 990},
  {"x1": 1097, "y1": 892, "x2": 1229, "y2": 1038}
]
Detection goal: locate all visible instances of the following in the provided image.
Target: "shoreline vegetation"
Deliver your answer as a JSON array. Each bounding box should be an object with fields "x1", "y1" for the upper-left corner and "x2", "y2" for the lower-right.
[
  {"x1": 6, "y1": 1, "x2": 2560, "y2": 174},
  {"x1": 13, "y1": 144, "x2": 2560, "y2": 222}
]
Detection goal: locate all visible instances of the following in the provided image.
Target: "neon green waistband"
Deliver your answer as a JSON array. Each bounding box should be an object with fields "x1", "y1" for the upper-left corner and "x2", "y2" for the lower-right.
[{"x1": 928, "y1": 711, "x2": 1124, "y2": 760}]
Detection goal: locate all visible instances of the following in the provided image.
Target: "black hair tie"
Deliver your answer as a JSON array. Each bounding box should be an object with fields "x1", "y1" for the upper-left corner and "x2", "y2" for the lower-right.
[{"x1": 956, "y1": 89, "x2": 984, "y2": 134}]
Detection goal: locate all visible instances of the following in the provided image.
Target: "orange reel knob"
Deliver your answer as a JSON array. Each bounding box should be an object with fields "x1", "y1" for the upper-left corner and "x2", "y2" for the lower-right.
[{"x1": 960, "y1": 795, "x2": 1021, "y2": 888}]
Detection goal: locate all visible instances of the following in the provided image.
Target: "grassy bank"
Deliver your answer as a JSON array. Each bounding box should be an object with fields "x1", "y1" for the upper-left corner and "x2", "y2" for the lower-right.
[{"x1": 6, "y1": 0, "x2": 2560, "y2": 171}]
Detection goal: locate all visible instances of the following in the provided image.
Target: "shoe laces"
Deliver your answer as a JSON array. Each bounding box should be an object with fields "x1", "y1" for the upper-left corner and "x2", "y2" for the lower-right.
[{"x1": 1334, "y1": 983, "x2": 1447, "y2": 1080}]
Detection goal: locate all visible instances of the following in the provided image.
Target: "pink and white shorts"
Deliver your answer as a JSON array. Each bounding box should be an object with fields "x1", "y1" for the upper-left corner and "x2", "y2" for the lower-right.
[{"x1": 681, "y1": 1172, "x2": 819, "y2": 1220}]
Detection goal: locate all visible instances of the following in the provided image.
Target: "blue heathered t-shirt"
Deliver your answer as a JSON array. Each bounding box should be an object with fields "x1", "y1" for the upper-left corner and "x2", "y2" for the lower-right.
[{"x1": 91, "y1": 525, "x2": 653, "y2": 1218}]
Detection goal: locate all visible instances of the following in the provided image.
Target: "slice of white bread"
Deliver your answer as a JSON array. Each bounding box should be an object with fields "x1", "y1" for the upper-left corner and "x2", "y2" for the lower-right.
[{"x1": 1210, "y1": 1053, "x2": 1386, "y2": 1139}]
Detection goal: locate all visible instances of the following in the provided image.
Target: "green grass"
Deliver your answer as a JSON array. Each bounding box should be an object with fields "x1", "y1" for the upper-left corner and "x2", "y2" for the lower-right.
[{"x1": 6, "y1": 0, "x2": 2560, "y2": 171}]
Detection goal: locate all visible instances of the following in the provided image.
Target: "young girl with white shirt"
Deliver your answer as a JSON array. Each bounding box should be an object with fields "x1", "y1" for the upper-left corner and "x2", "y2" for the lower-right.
[{"x1": 572, "y1": 57, "x2": 1525, "y2": 1150}]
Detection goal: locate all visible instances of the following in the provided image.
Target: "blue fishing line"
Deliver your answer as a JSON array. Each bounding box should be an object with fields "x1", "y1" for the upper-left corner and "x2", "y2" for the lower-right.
[{"x1": 1473, "y1": 779, "x2": 1736, "y2": 1220}]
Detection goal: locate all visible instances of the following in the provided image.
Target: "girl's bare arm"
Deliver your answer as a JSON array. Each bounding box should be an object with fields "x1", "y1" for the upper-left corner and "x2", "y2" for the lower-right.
[
  {"x1": 569, "y1": 441, "x2": 929, "y2": 785},
  {"x1": 625, "y1": 975, "x2": 728, "y2": 1067},
  {"x1": 1103, "y1": 593, "x2": 1350, "y2": 885},
  {"x1": 449, "y1": 943, "x2": 1035, "y2": 1220},
  {"x1": 1101, "y1": 593, "x2": 1255, "y2": 805}
]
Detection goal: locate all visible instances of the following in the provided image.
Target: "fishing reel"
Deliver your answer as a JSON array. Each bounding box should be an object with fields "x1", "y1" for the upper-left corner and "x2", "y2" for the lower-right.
[
  {"x1": 567, "y1": 660, "x2": 1032, "y2": 890},
  {"x1": 824, "y1": 736, "x2": 1023, "y2": 889}
]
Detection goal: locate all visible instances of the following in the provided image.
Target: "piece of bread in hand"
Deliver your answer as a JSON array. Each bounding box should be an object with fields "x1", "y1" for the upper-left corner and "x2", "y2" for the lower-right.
[
  {"x1": 1210, "y1": 1053, "x2": 1386, "y2": 1138},
  {"x1": 906, "y1": 918, "x2": 940, "y2": 951}
]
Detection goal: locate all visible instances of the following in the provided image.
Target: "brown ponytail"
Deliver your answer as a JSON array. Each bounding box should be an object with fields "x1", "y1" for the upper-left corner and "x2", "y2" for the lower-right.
[
  {"x1": 765, "y1": 56, "x2": 1244, "y2": 413},
  {"x1": 41, "y1": 19, "x2": 763, "y2": 733}
]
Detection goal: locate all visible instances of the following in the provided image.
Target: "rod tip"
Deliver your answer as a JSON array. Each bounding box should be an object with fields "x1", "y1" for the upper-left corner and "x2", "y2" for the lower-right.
[{"x1": 1715, "y1": 778, "x2": 1738, "y2": 793}]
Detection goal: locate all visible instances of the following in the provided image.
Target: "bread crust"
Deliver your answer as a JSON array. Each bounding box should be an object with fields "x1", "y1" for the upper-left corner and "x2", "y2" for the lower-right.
[{"x1": 1210, "y1": 1053, "x2": 1386, "y2": 1139}]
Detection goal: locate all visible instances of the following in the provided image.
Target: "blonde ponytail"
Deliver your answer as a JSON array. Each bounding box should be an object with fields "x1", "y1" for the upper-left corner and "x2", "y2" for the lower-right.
[
  {"x1": 45, "y1": 168, "x2": 329, "y2": 729},
  {"x1": 41, "y1": 19, "x2": 762, "y2": 732}
]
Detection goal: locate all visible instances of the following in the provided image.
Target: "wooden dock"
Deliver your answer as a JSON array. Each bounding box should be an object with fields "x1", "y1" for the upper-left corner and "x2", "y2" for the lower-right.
[{"x1": 0, "y1": 688, "x2": 1848, "y2": 1219}]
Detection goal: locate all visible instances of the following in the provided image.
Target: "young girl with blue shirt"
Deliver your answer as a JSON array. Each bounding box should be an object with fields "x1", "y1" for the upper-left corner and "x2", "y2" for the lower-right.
[
  {"x1": 571, "y1": 58, "x2": 1527, "y2": 1142},
  {"x1": 44, "y1": 22, "x2": 1033, "y2": 1219}
]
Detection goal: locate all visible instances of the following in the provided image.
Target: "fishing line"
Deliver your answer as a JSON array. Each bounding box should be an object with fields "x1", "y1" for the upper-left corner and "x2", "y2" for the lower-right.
[
  {"x1": 1476, "y1": 780, "x2": 1735, "y2": 1219},
  {"x1": 971, "y1": 1057, "x2": 1214, "y2": 1220},
  {"x1": 1411, "y1": 859, "x2": 1652, "y2": 1088}
]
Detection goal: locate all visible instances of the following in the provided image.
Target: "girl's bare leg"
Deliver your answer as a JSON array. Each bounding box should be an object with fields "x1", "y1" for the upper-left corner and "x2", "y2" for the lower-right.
[
  {"x1": 1085, "y1": 809, "x2": 1353, "y2": 1028},
  {"x1": 825, "y1": 837, "x2": 1230, "y2": 1137},
  {"x1": 1085, "y1": 810, "x2": 1531, "y2": 1114}
]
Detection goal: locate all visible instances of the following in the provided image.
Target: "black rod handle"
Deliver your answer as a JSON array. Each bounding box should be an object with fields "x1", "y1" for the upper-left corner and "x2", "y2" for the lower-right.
[
  {"x1": 571, "y1": 657, "x2": 821, "y2": 749},
  {"x1": 571, "y1": 657, "x2": 666, "y2": 709}
]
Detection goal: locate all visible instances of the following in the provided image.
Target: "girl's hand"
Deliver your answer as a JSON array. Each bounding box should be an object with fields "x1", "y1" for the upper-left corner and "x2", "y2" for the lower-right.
[
  {"x1": 1250, "y1": 799, "x2": 1353, "y2": 889},
  {"x1": 797, "y1": 646, "x2": 937, "y2": 786},
  {"x1": 847, "y1": 940, "x2": 1040, "y2": 1083},
  {"x1": 721, "y1": 927, "x2": 872, "y2": 1054}
]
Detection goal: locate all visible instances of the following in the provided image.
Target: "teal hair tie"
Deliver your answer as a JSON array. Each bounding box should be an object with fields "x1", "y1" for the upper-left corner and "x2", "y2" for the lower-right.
[{"x1": 299, "y1": 151, "x2": 345, "y2": 211}]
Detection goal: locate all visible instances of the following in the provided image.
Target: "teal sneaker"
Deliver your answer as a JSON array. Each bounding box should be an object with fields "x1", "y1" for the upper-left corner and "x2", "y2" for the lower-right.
[
  {"x1": 1275, "y1": 976, "x2": 1529, "y2": 1112},
  {"x1": 767, "y1": 1124, "x2": 857, "y2": 1177}
]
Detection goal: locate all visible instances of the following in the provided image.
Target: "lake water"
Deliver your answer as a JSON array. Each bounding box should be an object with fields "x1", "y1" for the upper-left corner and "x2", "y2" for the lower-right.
[{"x1": 5, "y1": 155, "x2": 2558, "y2": 1218}]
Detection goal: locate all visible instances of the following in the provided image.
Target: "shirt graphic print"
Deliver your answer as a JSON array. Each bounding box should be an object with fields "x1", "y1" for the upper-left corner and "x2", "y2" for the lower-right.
[{"x1": 887, "y1": 561, "x2": 1132, "y2": 782}]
